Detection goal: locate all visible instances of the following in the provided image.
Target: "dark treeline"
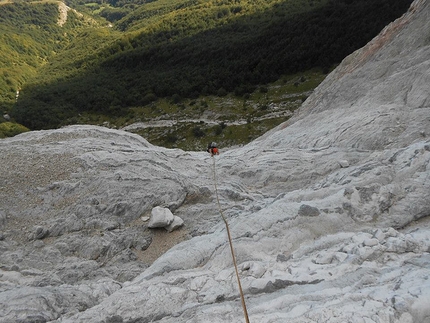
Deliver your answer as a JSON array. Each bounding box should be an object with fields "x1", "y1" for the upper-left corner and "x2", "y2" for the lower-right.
[{"x1": 13, "y1": 0, "x2": 413, "y2": 130}]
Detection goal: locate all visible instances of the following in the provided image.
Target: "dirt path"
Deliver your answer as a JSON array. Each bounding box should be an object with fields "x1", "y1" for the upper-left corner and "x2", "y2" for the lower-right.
[{"x1": 121, "y1": 110, "x2": 294, "y2": 132}]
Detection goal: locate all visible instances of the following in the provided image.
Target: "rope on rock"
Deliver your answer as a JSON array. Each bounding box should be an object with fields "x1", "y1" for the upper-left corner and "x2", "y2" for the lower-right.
[{"x1": 212, "y1": 156, "x2": 250, "y2": 323}]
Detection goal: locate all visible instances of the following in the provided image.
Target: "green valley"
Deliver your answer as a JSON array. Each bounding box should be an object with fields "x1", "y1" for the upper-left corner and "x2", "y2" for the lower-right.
[{"x1": 1, "y1": 0, "x2": 413, "y2": 149}]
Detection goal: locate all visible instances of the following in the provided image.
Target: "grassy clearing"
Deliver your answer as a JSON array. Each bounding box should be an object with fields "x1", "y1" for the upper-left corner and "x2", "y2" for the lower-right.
[
  {"x1": 76, "y1": 68, "x2": 330, "y2": 151},
  {"x1": 0, "y1": 121, "x2": 29, "y2": 138}
]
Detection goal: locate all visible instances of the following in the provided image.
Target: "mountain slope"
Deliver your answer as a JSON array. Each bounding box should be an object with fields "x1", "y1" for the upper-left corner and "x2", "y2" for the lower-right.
[
  {"x1": 0, "y1": 0, "x2": 105, "y2": 114},
  {"x1": 0, "y1": 0, "x2": 429, "y2": 322},
  {"x1": 0, "y1": 1, "x2": 60, "y2": 110},
  {"x1": 11, "y1": 0, "x2": 413, "y2": 131}
]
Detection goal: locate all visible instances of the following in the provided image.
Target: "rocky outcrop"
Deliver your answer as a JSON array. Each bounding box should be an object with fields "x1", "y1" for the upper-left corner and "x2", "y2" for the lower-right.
[
  {"x1": 1, "y1": 1, "x2": 429, "y2": 322},
  {"x1": 57, "y1": 2, "x2": 69, "y2": 27}
]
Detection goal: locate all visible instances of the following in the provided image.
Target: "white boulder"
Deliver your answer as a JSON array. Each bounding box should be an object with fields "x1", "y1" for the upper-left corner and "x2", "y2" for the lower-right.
[
  {"x1": 165, "y1": 216, "x2": 184, "y2": 232},
  {"x1": 148, "y1": 206, "x2": 175, "y2": 228}
]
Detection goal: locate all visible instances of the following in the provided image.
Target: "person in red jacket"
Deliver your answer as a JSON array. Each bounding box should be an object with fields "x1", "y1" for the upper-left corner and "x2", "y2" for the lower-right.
[{"x1": 207, "y1": 142, "x2": 219, "y2": 156}]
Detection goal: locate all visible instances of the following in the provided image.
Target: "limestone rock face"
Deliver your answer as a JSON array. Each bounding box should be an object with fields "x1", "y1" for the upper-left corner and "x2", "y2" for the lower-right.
[{"x1": 1, "y1": 1, "x2": 430, "y2": 322}]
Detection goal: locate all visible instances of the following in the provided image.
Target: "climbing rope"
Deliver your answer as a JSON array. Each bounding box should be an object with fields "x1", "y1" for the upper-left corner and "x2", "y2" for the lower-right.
[{"x1": 212, "y1": 156, "x2": 250, "y2": 323}]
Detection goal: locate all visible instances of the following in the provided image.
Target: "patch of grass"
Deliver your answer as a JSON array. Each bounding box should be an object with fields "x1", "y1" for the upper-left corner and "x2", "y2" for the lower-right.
[
  {"x1": 71, "y1": 68, "x2": 328, "y2": 150},
  {"x1": 0, "y1": 122, "x2": 29, "y2": 138},
  {"x1": 131, "y1": 115, "x2": 290, "y2": 151}
]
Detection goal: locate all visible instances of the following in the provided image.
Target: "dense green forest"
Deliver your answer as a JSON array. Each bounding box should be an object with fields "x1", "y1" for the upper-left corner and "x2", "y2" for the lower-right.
[
  {"x1": 0, "y1": 0, "x2": 103, "y2": 115},
  {"x1": 1, "y1": 0, "x2": 413, "y2": 137},
  {"x1": 0, "y1": 1, "x2": 62, "y2": 113}
]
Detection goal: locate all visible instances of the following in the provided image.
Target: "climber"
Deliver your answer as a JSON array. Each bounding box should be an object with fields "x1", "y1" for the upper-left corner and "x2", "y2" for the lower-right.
[{"x1": 207, "y1": 142, "x2": 219, "y2": 156}]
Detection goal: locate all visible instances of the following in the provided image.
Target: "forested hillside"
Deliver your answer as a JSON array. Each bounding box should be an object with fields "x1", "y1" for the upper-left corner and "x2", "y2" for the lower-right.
[
  {"x1": 0, "y1": 0, "x2": 103, "y2": 122},
  {"x1": 2, "y1": 0, "x2": 413, "y2": 137},
  {"x1": 0, "y1": 1, "x2": 61, "y2": 112}
]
